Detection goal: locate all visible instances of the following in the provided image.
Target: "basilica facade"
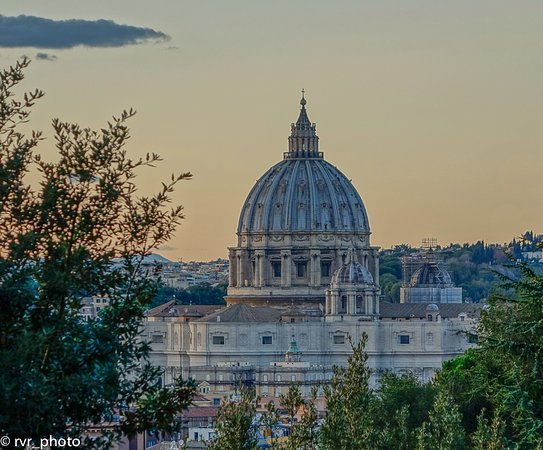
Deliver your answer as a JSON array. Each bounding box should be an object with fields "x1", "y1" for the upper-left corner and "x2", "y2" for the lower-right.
[{"x1": 145, "y1": 95, "x2": 478, "y2": 397}]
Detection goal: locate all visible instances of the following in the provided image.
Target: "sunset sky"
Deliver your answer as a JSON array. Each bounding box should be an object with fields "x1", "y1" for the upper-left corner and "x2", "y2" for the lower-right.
[{"x1": 2, "y1": 1, "x2": 543, "y2": 260}]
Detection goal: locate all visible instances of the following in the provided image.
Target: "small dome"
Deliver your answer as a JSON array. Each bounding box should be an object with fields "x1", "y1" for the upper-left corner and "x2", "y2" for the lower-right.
[
  {"x1": 332, "y1": 260, "x2": 374, "y2": 285},
  {"x1": 426, "y1": 303, "x2": 440, "y2": 311},
  {"x1": 410, "y1": 262, "x2": 452, "y2": 287}
]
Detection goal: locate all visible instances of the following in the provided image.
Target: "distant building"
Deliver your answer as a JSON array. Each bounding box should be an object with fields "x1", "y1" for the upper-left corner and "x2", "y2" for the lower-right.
[
  {"x1": 522, "y1": 250, "x2": 543, "y2": 262},
  {"x1": 400, "y1": 247, "x2": 462, "y2": 304},
  {"x1": 79, "y1": 296, "x2": 110, "y2": 321}
]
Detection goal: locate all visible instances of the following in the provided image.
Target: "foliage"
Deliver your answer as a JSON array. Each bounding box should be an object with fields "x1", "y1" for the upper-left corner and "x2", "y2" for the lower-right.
[
  {"x1": 436, "y1": 349, "x2": 495, "y2": 434},
  {"x1": 470, "y1": 409, "x2": 507, "y2": 450},
  {"x1": 152, "y1": 282, "x2": 227, "y2": 307},
  {"x1": 207, "y1": 387, "x2": 258, "y2": 450},
  {"x1": 280, "y1": 382, "x2": 303, "y2": 429},
  {"x1": 0, "y1": 60, "x2": 194, "y2": 447},
  {"x1": 260, "y1": 400, "x2": 281, "y2": 449},
  {"x1": 379, "y1": 254, "x2": 402, "y2": 279},
  {"x1": 415, "y1": 391, "x2": 466, "y2": 450},
  {"x1": 319, "y1": 333, "x2": 380, "y2": 449},
  {"x1": 477, "y1": 262, "x2": 543, "y2": 446},
  {"x1": 374, "y1": 372, "x2": 437, "y2": 448},
  {"x1": 377, "y1": 405, "x2": 411, "y2": 450},
  {"x1": 288, "y1": 387, "x2": 319, "y2": 450},
  {"x1": 436, "y1": 259, "x2": 543, "y2": 447},
  {"x1": 379, "y1": 273, "x2": 402, "y2": 303}
]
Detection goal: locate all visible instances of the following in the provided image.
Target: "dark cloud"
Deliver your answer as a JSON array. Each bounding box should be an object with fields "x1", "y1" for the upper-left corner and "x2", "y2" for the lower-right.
[
  {"x1": 35, "y1": 52, "x2": 57, "y2": 61},
  {"x1": 0, "y1": 15, "x2": 169, "y2": 49}
]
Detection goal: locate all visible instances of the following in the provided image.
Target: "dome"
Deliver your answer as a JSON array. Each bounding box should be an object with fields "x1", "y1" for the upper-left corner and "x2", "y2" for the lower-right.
[
  {"x1": 237, "y1": 93, "x2": 369, "y2": 235},
  {"x1": 426, "y1": 303, "x2": 440, "y2": 311},
  {"x1": 409, "y1": 262, "x2": 452, "y2": 287},
  {"x1": 238, "y1": 159, "x2": 369, "y2": 233},
  {"x1": 227, "y1": 94, "x2": 379, "y2": 307},
  {"x1": 331, "y1": 260, "x2": 374, "y2": 285}
]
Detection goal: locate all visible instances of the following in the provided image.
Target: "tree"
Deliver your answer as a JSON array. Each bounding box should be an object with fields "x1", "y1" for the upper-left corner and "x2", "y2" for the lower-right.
[
  {"x1": 374, "y1": 372, "x2": 436, "y2": 449},
  {"x1": 0, "y1": 60, "x2": 194, "y2": 447},
  {"x1": 470, "y1": 409, "x2": 507, "y2": 450},
  {"x1": 377, "y1": 405, "x2": 411, "y2": 450},
  {"x1": 280, "y1": 382, "x2": 304, "y2": 430},
  {"x1": 435, "y1": 257, "x2": 543, "y2": 448},
  {"x1": 319, "y1": 333, "x2": 380, "y2": 449},
  {"x1": 476, "y1": 262, "x2": 543, "y2": 446},
  {"x1": 260, "y1": 400, "x2": 281, "y2": 449},
  {"x1": 207, "y1": 387, "x2": 258, "y2": 450},
  {"x1": 152, "y1": 282, "x2": 227, "y2": 308},
  {"x1": 436, "y1": 349, "x2": 495, "y2": 435},
  {"x1": 288, "y1": 386, "x2": 319, "y2": 450},
  {"x1": 415, "y1": 391, "x2": 466, "y2": 450},
  {"x1": 379, "y1": 273, "x2": 402, "y2": 303}
]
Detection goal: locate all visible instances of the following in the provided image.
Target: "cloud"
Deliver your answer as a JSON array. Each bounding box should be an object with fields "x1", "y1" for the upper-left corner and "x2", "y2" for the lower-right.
[
  {"x1": 35, "y1": 52, "x2": 57, "y2": 61},
  {"x1": 0, "y1": 15, "x2": 169, "y2": 49}
]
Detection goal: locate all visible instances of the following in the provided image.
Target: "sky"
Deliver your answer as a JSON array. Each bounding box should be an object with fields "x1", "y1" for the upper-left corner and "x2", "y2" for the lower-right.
[{"x1": 1, "y1": 1, "x2": 542, "y2": 260}]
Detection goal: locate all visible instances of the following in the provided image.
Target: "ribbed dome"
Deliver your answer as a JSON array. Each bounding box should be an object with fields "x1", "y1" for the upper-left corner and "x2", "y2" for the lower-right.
[
  {"x1": 331, "y1": 260, "x2": 374, "y2": 285},
  {"x1": 237, "y1": 94, "x2": 369, "y2": 235},
  {"x1": 238, "y1": 159, "x2": 369, "y2": 233},
  {"x1": 409, "y1": 262, "x2": 452, "y2": 287}
]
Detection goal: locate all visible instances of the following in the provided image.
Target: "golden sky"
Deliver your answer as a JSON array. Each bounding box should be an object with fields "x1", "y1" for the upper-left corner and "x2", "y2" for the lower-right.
[{"x1": 2, "y1": 1, "x2": 543, "y2": 260}]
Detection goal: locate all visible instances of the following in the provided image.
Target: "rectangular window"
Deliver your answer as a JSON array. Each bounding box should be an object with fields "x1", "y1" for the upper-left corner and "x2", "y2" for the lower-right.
[
  {"x1": 272, "y1": 261, "x2": 281, "y2": 278},
  {"x1": 212, "y1": 336, "x2": 225, "y2": 345},
  {"x1": 399, "y1": 335, "x2": 410, "y2": 345},
  {"x1": 321, "y1": 261, "x2": 331, "y2": 277},
  {"x1": 151, "y1": 334, "x2": 164, "y2": 344},
  {"x1": 262, "y1": 336, "x2": 273, "y2": 345},
  {"x1": 333, "y1": 335, "x2": 345, "y2": 345},
  {"x1": 263, "y1": 374, "x2": 268, "y2": 382},
  {"x1": 296, "y1": 262, "x2": 307, "y2": 278}
]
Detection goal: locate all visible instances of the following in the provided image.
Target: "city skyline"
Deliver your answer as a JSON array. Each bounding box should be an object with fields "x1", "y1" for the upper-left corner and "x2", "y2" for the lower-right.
[{"x1": 1, "y1": 1, "x2": 542, "y2": 260}]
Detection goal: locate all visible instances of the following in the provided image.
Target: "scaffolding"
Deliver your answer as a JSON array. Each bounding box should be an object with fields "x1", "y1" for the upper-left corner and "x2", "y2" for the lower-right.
[{"x1": 400, "y1": 238, "x2": 442, "y2": 286}]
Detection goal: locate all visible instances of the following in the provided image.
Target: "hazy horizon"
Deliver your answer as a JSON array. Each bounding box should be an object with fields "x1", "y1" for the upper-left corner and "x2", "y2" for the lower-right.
[{"x1": 2, "y1": 1, "x2": 542, "y2": 260}]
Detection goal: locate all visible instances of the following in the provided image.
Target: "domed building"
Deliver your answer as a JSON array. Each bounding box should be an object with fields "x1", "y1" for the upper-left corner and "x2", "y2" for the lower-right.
[
  {"x1": 227, "y1": 94, "x2": 379, "y2": 306},
  {"x1": 145, "y1": 94, "x2": 479, "y2": 398},
  {"x1": 400, "y1": 259, "x2": 462, "y2": 304},
  {"x1": 325, "y1": 248, "x2": 380, "y2": 320}
]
